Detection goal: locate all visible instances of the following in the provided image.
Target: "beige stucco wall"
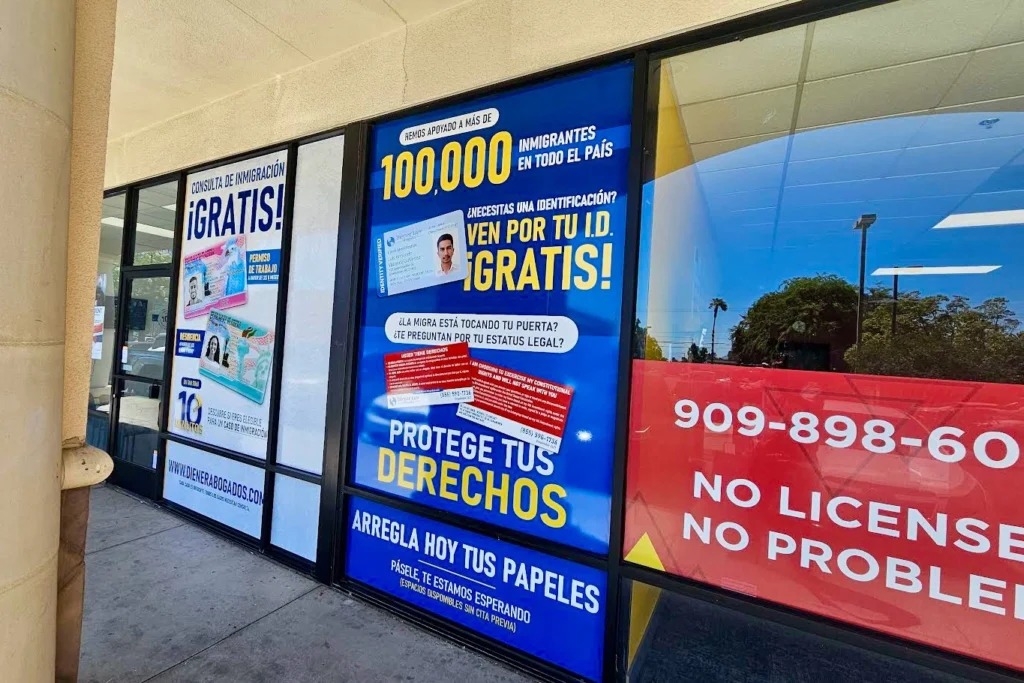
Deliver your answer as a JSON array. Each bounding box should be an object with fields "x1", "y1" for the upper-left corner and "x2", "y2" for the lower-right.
[{"x1": 105, "y1": 0, "x2": 790, "y2": 187}]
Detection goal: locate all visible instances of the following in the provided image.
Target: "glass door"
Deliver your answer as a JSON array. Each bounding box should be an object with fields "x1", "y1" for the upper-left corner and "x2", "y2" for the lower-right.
[
  {"x1": 107, "y1": 269, "x2": 172, "y2": 497},
  {"x1": 102, "y1": 178, "x2": 178, "y2": 499}
]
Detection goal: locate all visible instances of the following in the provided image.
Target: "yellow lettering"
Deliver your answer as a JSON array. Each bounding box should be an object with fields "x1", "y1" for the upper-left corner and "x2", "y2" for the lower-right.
[
  {"x1": 532, "y1": 217, "x2": 546, "y2": 242},
  {"x1": 513, "y1": 477, "x2": 538, "y2": 520},
  {"x1": 397, "y1": 451, "x2": 415, "y2": 489},
  {"x1": 516, "y1": 249, "x2": 540, "y2": 290},
  {"x1": 473, "y1": 250, "x2": 493, "y2": 291},
  {"x1": 505, "y1": 218, "x2": 519, "y2": 243},
  {"x1": 378, "y1": 447, "x2": 396, "y2": 483},
  {"x1": 541, "y1": 485, "x2": 568, "y2": 528},
  {"x1": 495, "y1": 249, "x2": 516, "y2": 291},
  {"x1": 561, "y1": 245, "x2": 573, "y2": 290},
  {"x1": 485, "y1": 470, "x2": 509, "y2": 514},
  {"x1": 540, "y1": 246, "x2": 561, "y2": 290},
  {"x1": 416, "y1": 455, "x2": 437, "y2": 495},
  {"x1": 573, "y1": 243, "x2": 599, "y2": 290},
  {"x1": 439, "y1": 460, "x2": 459, "y2": 501},
  {"x1": 462, "y1": 466, "x2": 483, "y2": 506}
]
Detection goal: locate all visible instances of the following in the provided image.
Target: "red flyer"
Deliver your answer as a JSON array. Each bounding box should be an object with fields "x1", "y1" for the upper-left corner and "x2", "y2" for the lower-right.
[
  {"x1": 456, "y1": 359, "x2": 574, "y2": 453},
  {"x1": 383, "y1": 342, "x2": 473, "y2": 408},
  {"x1": 624, "y1": 361, "x2": 1024, "y2": 672}
]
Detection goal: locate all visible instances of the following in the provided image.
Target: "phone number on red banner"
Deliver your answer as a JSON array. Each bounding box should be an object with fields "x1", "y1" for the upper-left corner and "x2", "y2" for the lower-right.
[{"x1": 672, "y1": 399, "x2": 1020, "y2": 469}]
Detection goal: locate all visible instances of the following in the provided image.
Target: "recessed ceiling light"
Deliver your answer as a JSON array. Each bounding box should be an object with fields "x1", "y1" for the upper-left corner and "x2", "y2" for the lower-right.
[
  {"x1": 872, "y1": 266, "x2": 1001, "y2": 276},
  {"x1": 933, "y1": 210, "x2": 1024, "y2": 229},
  {"x1": 136, "y1": 222, "x2": 174, "y2": 239},
  {"x1": 100, "y1": 216, "x2": 173, "y2": 238}
]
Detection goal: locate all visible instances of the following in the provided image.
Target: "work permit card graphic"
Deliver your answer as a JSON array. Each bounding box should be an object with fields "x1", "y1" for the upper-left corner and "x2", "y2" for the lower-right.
[
  {"x1": 384, "y1": 342, "x2": 474, "y2": 409},
  {"x1": 183, "y1": 235, "x2": 248, "y2": 319},
  {"x1": 376, "y1": 210, "x2": 467, "y2": 297},
  {"x1": 456, "y1": 359, "x2": 574, "y2": 453},
  {"x1": 198, "y1": 309, "x2": 274, "y2": 404}
]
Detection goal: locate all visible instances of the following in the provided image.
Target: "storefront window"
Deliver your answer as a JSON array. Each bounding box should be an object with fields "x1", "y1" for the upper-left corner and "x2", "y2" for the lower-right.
[
  {"x1": 626, "y1": 0, "x2": 1024, "y2": 675},
  {"x1": 346, "y1": 63, "x2": 634, "y2": 680},
  {"x1": 116, "y1": 380, "x2": 162, "y2": 469},
  {"x1": 164, "y1": 149, "x2": 290, "y2": 539},
  {"x1": 623, "y1": 578, "x2": 967, "y2": 682},
  {"x1": 123, "y1": 275, "x2": 170, "y2": 380},
  {"x1": 276, "y1": 136, "x2": 344, "y2": 475},
  {"x1": 133, "y1": 181, "x2": 177, "y2": 264},
  {"x1": 87, "y1": 193, "x2": 126, "y2": 450}
]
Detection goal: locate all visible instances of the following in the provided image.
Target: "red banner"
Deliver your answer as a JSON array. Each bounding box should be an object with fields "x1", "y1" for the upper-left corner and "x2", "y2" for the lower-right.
[
  {"x1": 456, "y1": 359, "x2": 574, "y2": 453},
  {"x1": 624, "y1": 361, "x2": 1024, "y2": 671},
  {"x1": 383, "y1": 342, "x2": 473, "y2": 408}
]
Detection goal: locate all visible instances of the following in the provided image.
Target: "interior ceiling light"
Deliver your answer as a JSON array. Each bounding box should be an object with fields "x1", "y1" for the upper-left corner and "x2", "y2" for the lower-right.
[
  {"x1": 933, "y1": 209, "x2": 1024, "y2": 229},
  {"x1": 101, "y1": 216, "x2": 173, "y2": 238},
  {"x1": 872, "y1": 266, "x2": 1001, "y2": 276},
  {"x1": 162, "y1": 203, "x2": 176, "y2": 210}
]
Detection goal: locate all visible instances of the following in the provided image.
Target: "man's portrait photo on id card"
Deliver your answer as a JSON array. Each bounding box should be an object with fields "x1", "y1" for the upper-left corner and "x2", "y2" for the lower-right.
[
  {"x1": 435, "y1": 232, "x2": 456, "y2": 277},
  {"x1": 187, "y1": 275, "x2": 204, "y2": 306}
]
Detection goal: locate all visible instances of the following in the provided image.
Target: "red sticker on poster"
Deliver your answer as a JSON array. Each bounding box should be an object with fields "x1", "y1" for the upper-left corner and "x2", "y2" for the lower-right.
[
  {"x1": 383, "y1": 342, "x2": 473, "y2": 408},
  {"x1": 456, "y1": 359, "x2": 573, "y2": 453},
  {"x1": 624, "y1": 361, "x2": 1024, "y2": 672}
]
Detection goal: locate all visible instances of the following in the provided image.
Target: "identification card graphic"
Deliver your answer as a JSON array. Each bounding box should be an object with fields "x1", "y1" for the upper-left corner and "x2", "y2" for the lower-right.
[
  {"x1": 456, "y1": 359, "x2": 573, "y2": 453},
  {"x1": 198, "y1": 310, "x2": 274, "y2": 404},
  {"x1": 376, "y1": 210, "x2": 467, "y2": 296},
  {"x1": 183, "y1": 235, "x2": 248, "y2": 319},
  {"x1": 384, "y1": 342, "x2": 473, "y2": 408}
]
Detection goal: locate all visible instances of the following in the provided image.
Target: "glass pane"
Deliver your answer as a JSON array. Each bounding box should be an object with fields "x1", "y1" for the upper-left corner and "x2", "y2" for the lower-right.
[
  {"x1": 276, "y1": 136, "x2": 343, "y2": 474},
  {"x1": 116, "y1": 380, "x2": 161, "y2": 469},
  {"x1": 88, "y1": 193, "x2": 125, "y2": 421},
  {"x1": 627, "y1": 0, "x2": 1024, "y2": 675},
  {"x1": 124, "y1": 276, "x2": 170, "y2": 379},
  {"x1": 133, "y1": 180, "x2": 177, "y2": 264},
  {"x1": 270, "y1": 475, "x2": 320, "y2": 561},
  {"x1": 623, "y1": 579, "x2": 968, "y2": 683}
]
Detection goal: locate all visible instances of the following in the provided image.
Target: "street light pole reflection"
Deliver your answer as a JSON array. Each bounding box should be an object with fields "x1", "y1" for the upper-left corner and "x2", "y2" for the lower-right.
[{"x1": 854, "y1": 214, "x2": 877, "y2": 347}]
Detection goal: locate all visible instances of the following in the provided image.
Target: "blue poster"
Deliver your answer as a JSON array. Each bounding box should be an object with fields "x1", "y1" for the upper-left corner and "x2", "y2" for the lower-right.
[
  {"x1": 346, "y1": 496, "x2": 606, "y2": 680},
  {"x1": 352, "y1": 62, "x2": 634, "y2": 554}
]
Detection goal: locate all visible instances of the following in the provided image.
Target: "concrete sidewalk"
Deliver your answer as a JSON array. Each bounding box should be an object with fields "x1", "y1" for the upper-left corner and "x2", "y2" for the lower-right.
[{"x1": 81, "y1": 484, "x2": 530, "y2": 683}]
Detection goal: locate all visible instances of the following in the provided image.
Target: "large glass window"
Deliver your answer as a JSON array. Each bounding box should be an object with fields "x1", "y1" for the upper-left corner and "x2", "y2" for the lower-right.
[
  {"x1": 87, "y1": 193, "x2": 126, "y2": 450},
  {"x1": 623, "y1": 578, "x2": 968, "y2": 682},
  {"x1": 123, "y1": 275, "x2": 170, "y2": 380},
  {"x1": 276, "y1": 136, "x2": 344, "y2": 475},
  {"x1": 133, "y1": 181, "x2": 177, "y2": 264},
  {"x1": 626, "y1": 0, "x2": 1024, "y2": 675},
  {"x1": 116, "y1": 380, "x2": 162, "y2": 470}
]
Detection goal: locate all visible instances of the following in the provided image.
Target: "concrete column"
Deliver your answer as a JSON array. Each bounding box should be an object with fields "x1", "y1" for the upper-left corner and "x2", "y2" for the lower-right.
[
  {"x1": 57, "y1": 1, "x2": 118, "y2": 681},
  {"x1": 0, "y1": 1, "x2": 76, "y2": 681}
]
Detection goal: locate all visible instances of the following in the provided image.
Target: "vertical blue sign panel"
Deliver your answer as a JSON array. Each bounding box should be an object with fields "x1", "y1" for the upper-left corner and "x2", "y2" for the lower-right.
[
  {"x1": 345, "y1": 497, "x2": 606, "y2": 680},
  {"x1": 353, "y1": 61, "x2": 635, "y2": 553}
]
